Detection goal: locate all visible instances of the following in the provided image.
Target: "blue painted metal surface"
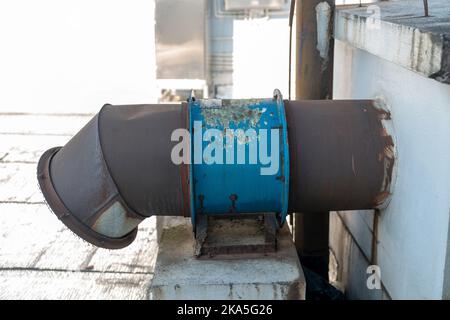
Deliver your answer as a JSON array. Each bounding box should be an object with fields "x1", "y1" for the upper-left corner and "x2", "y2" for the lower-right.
[{"x1": 188, "y1": 90, "x2": 289, "y2": 227}]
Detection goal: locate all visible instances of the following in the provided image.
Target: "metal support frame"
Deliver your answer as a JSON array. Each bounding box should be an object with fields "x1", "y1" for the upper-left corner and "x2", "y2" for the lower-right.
[{"x1": 194, "y1": 213, "x2": 279, "y2": 257}]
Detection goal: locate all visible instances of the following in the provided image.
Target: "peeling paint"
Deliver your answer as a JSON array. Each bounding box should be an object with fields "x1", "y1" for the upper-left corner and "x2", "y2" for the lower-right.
[
  {"x1": 316, "y1": 1, "x2": 332, "y2": 68},
  {"x1": 198, "y1": 99, "x2": 268, "y2": 128}
]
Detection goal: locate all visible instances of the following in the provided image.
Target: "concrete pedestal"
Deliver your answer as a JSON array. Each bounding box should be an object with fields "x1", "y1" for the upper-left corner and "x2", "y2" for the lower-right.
[{"x1": 149, "y1": 217, "x2": 305, "y2": 300}]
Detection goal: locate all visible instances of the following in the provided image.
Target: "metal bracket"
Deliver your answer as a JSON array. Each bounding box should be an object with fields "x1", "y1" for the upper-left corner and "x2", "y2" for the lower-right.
[
  {"x1": 194, "y1": 213, "x2": 279, "y2": 258},
  {"x1": 273, "y1": 88, "x2": 283, "y2": 103},
  {"x1": 187, "y1": 89, "x2": 196, "y2": 103}
]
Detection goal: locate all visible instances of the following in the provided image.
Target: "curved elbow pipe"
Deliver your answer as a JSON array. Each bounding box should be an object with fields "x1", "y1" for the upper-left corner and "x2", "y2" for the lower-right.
[{"x1": 37, "y1": 103, "x2": 189, "y2": 249}]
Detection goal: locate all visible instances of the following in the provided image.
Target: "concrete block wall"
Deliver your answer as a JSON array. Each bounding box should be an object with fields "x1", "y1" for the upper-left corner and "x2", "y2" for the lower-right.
[{"x1": 331, "y1": 1, "x2": 450, "y2": 299}]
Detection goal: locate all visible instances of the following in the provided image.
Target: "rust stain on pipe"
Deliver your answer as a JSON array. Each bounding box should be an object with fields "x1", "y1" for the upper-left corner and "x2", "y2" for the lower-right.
[{"x1": 373, "y1": 101, "x2": 396, "y2": 209}]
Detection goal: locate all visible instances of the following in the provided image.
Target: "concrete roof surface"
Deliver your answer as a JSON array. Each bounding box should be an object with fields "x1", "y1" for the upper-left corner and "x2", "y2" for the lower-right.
[
  {"x1": 336, "y1": 0, "x2": 450, "y2": 84},
  {"x1": 338, "y1": 0, "x2": 450, "y2": 34}
]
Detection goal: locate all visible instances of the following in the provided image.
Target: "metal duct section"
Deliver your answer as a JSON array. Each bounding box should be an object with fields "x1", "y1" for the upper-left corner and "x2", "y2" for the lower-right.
[
  {"x1": 37, "y1": 104, "x2": 188, "y2": 249},
  {"x1": 285, "y1": 100, "x2": 396, "y2": 212},
  {"x1": 38, "y1": 98, "x2": 396, "y2": 249}
]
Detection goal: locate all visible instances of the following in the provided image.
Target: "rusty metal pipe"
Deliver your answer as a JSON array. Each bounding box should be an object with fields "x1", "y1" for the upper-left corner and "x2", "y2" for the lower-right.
[
  {"x1": 285, "y1": 100, "x2": 395, "y2": 213},
  {"x1": 38, "y1": 99, "x2": 395, "y2": 249}
]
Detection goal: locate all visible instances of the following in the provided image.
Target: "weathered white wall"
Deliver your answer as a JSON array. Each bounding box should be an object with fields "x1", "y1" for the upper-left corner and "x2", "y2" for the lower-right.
[
  {"x1": 333, "y1": 39, "x2": 450, "y2": 299},
  {"x1": 0, "y1": 0, "x2": 157, "y2": 114}
]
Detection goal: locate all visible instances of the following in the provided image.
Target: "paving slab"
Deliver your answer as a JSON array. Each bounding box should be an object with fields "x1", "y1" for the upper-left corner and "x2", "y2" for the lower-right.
[
  {"x1": 0, "y1": 203, "x2": 158, "y2": 274},
  {"x1": 0, "y1": 270, "x2": 152, "y2": 300},
  {"x1": 0, "y1": 134, "x2": 70, "y2": 163},
  {"x1": 0, "y1": 114, "x2": 92, "y2": 136},
  {"x1": 0, "y1": 163, "x2": 42, "y2": 202}
]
